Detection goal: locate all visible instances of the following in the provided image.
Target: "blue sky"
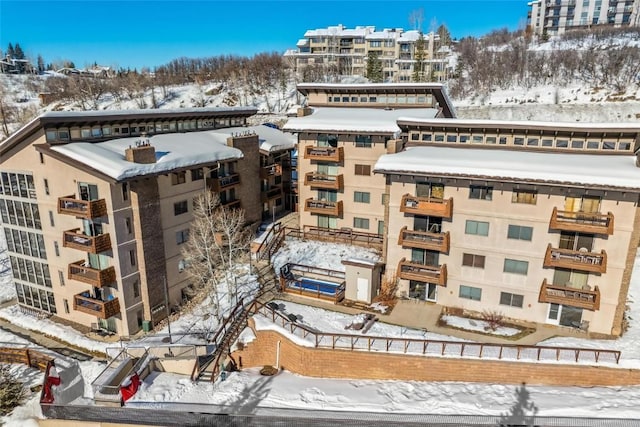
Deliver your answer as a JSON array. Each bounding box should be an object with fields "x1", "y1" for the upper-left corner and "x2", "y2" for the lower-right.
[{"x1": 0, "y1": 0, "x2": 528, "y2": 70}]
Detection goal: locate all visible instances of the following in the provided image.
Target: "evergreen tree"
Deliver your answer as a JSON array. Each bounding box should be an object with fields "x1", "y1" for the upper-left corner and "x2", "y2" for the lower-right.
[
  {"x1": 413, "y1": 33, "x2": 426, "y2": 82},
  {"x1": 365, "y1": 51, "x2": 383, "y2": 83},
  {"x1": 37, "y1": 55, "x2": 45, "y2": 73},
  {"x1": 437, "y1": 24, "x2": 452, "y2": 46},
  {"x1": 6, "y1": 43, "x2": 14, "y2": 58},
  {"x1": 0, "y1": 365, "x2": 27, "y2": 416},
  {"x1": 13, "y1": 43, "x2": 25, "y2": 59}
]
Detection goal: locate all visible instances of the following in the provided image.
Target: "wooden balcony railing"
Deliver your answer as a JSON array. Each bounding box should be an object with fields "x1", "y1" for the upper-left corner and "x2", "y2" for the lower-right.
[
  {"x1": 304, "y1": 172, "x2": 344, "y2": 191},
  {"x1": 207, "y1": 173, "x2": 240, "y2": 192},
  {"x1": 397, "y1": 258, "x2": 447, "y2": 286},
  {"x1": 543, "y1": 244, "x2": 607, "y2": 274},
  {"x1": 58, "y1": 196, "x2": 107, "y2": 219},
  {"x1": 304, "y1": 146, "x2": 344, "y2": 163},
  {"x1": 68, "y1": 260, "x2": 116, "y2": 288},
  {"x1": 400, "y1": 194, "x2": 453, "y2": 219},
  {"x1": 261, "y1": 186, "x2": 283, "y2": 202},
  {"x1": 63, "y1": 229, "x2": 111, "y2": 254},
  {"x1": 549, "y1": 207, "x2": 614, "y2": 235},
  {"x1": 539, "y1": 279, "x2": 601, "y2": 311},
  {"x1": 398, "y1": 226, "x2": 450, "y2": 253},
  {"x1": 304, "y1": 198, "x2": 343, "y2": 217},
  {"x1": 260, "y1": 164, "x2": 283, "y2": 179},
  {"x1": 73, "y1": 293, "x2": 120, "y2": 319}
]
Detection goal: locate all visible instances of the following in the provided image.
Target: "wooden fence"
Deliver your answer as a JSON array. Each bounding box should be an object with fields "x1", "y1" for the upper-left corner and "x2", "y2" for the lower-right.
[{"x1": 0, "y1": 347, "x2": 53, "y2": 371}]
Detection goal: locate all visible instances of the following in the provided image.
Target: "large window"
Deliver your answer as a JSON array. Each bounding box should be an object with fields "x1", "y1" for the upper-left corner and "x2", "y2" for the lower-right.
[
  {"x1": 512, "y1": 190, "x2": 537, "y2": 204},
  {"x1": 353, "y1": 217, "x2": 370, "y2": 229},
  {"x1": 465, "y1": 220, "x2": 489, "y2": 236},
  {"x1": 176, "y1": 229, "x2": 189, "y2": 245},
  {"x1": 459, "y1": 285, "x2": 482, "y2": 301},
  {"x1": 171, "y1": 172, "x2": 186, "y2": 185},
  {"x1": 354, "y1": 191, "x2": 370, "y2": 203},
  {"x1": 462, "y1": 253, "x2": 485, "y2": 268},
  {"x1": 354, "y1": 164, "x2": 371, "y2": 176},
  {"x1": 469, "y1": 185, "x2": 493, "y2": 200},
  {"x1": 504, "y1": 259, "x2": 529, "y2": 275},
  {"x1": 500, "y1": 292, "x2": 524, "y2": 308},
  {"x1": 507, "y1": 225, "x2": 533, "y2": 241},
  {"x1": 174, "y1": 200, "x2": 188, "y2": 215},
  {"x1": 355, "y1": 135, "x2": 373, "y2": 148}
]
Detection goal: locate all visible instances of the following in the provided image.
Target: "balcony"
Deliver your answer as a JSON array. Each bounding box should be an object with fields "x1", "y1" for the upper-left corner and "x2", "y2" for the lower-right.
[
  {"x1": 398, "y1": 226, "x2": 450, "y2": 253},
  {"x1": 261, "y1": 186, "x2": 283, "y2": 202},
  {"x1": 304, "y1": 172, "x2": 344, "y2": 191},
  {"x1": 400, "y1": 194, "x2": 453, "y2": 219},
  {"x1": 304, "y1": 198, "x2": 343, "y2": 216},
  {"x1": 260, "y1": 164, "x2": 283, "y2": 179},
  {"x1": 397, "y1": 258, "x2": 447, "y2": 286},
  {"x1": 221, "y1": 199, "x2": 241, "y2": 209},
  {"x1": 549, "y1": 207, "x2": 614, "y2": 235},
  {"x1": 73, "y1": 293, "x2": 120, "y2": 319},
  {"x1": 539, "y1": 279, "x2": 601, "y2": 311},
  {"x1": 304, "y1": 146, "x2": 344, "y2": 163},
  {"x1": 207, "y1": 173, "x2": 240, "y2": 192},
  {"x1": 63, "y1": 229, "x2": 111, "y2": 254},
  {"x1": 58, "y1": 196, "x2": 107, "y2": 219},
  {"x1": 68, "y1": 260, "x2": 116, "y2": 288},
  {"x1": 543, "y1": 244, "x2": 607, "y2": 274}
]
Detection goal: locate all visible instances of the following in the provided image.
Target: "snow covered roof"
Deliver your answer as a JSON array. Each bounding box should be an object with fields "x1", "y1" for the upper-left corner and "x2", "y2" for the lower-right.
[
  {"x1": 282, "y1": 107, "x2": 438, "y2": 134},
  {"x1": 39, "y1": 106, "x2": 256, "y2": 120},
  {"x1": 296, "y1": 39, "x2": 309, "y2": 47},
  {"x1": 374, "y1": 146, "x2": 640, "y2": 191},
  {"x1": 304, "y1": 25, "x2": 372, "y2": 37},
  {"x1": 398, "y1": 30, "x2": 427, "y2": 42},
  {"x1": 366, "y1": 29, "x2": 403, "y2": 39},
  {"x1": 251, "y1": 125, "x2": 296, "y2": 153},
  {"x1": 397, "y1": 117, "x2": 640, "y2": 133},
  {"x1": 50, "y1": 130, "x2": 244, "y2": 181}
]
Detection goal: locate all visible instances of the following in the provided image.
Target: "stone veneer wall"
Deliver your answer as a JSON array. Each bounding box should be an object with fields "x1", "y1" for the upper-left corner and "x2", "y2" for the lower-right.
[{"x1": 233, "y1": 320, "x2": 640, "y2": 387}]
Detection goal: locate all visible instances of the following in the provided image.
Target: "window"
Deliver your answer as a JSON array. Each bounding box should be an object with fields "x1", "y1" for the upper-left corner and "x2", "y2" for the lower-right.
[
  {"x1": 462, "y1": 253, "x2": 485, "y2": 268},
  {"x1": 129, "y1": 250, "x2": 137, "y2": 266},
  {"x1": 353, "y1": 217, "x2": 370, "y2": 229},
  {"x1": 512, "y1": 190, "x2": 537, "y2": 205},
  {"x1": 354, "y1": 191, "x2": 370, "y2": 203},
  {"x1": 459, "y1": 285, "x2": 482, "y2": 301},
  {"x1": 504, "y1": 259, "x2": 529, "y2": 275},
  {"x1": 355, "y1": 135, "x2": 372, "y2": 148},
  {"x1": 174, "y1": 200, "x2": 188, "y2": 215},
  {"x1": 176, "y1": 229, "x2": 189, "y2": 244},
  {"x1": 514, "y1": 137, "x2": 525, "y2": 146},
  {"x1": 500, "y1": 292, "x2": 524, "y2": 308},
  {"x1": 64, "y1": 299, "x2": 69, "y2": 314},
  {"x1": 133, "y1": 280, "x2": 140, "y2": 298},
  {"x1": 354, "y1": 164, "x2": 371, "y2": 176},
  {"x1": 171, "y1": 172, "x2": 186, "y2": 185},
  {"x1": 469, "y1": 186, "x2": 493, "y2": 200},
  {"x1": 48, "y1": 210, "x2": 54, "y2": 227},
  {"x1": 122, "y1": 182, "x2": 129, "y2": 201},
  {"x1": 465, "y1": 220, "x2": 489, "y2": 236},
  {"x1": 507, "y1": 224, "x2": 533, "y2": 241},
  {"x1": 54, "y1": 241, "x2": 60, "y2": 257},
  {"x1": 191, "y1": 169, "x2": 204, "y2": 181},
  {"x1": 125, "y1": 217, "x2": 132, "y2": 234},
  {"x1": 58, "y1": 270, "x2": 65, "y2": 286},
  {"x1": 44, "y1": 179, "x2": 49, "y2": 195}
]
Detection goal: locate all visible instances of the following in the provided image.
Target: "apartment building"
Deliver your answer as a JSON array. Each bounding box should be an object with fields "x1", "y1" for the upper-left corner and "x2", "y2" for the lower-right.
[
  {"x1": 282, "y1": 83, "x2": 456, "y2": 237},
  {"x1": 528, "y1": 0, "x2": 640, "y2": 36},
  {"x1": 284, "y1": 24, "x2": 451, "y2": 82},
  {"x1": 0, "y1": 108, "x2": 295, "y2": 336},
  {"x1": 375, "y1": 118, "x2": 640, "y2": 336}
]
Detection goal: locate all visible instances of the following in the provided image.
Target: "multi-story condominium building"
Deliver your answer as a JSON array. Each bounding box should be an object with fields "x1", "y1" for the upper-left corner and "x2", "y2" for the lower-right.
[
  {"x1": 283, "y1": 83, "x2": 456, "y2": 237},
  {"x1": 528, "y1": 0, "x2": 640, "y2": 36},
  {"x1": 376, "y1": 118, "x2": 640, "y2": 337},
  {"x1": 0, "y1": 108, "x2": 295, "y2": 336},
  {"x1": 284, "y1": 24, "x2": 451, "y2": 82}
]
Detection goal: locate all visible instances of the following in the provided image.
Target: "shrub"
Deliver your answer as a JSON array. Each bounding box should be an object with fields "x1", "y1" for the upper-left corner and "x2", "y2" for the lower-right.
[
  {"x1": 482, "y1": 310, "x2": 505, "y2": 332},
  {"x1": 0, "y1": 365, "x2": 27, "y2": 416}
]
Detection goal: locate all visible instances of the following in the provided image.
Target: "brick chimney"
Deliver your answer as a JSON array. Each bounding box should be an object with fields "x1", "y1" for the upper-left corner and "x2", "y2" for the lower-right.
[{"x1": 125, "y1": 133, "x2": 156, "y2": 164}]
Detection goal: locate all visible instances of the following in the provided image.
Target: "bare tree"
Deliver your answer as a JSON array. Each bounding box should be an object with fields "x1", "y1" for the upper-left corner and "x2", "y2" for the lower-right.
[{"x1": 181, "y1": 191, "x2": 253, "y2": 321}]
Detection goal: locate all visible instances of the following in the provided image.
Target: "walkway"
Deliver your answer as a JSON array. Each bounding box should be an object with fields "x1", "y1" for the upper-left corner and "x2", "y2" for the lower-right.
[{"x1": 275, "y1": 293, "x2": 587, "y2": 345}]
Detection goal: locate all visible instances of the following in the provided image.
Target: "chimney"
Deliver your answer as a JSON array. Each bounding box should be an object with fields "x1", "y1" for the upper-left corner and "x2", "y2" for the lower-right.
[
  {"x1": 297, "y1": 107, "x2": 313, "y2": 117},
  {"x1": 125, "y1": 133, "x2": 156, "y2": 164}
]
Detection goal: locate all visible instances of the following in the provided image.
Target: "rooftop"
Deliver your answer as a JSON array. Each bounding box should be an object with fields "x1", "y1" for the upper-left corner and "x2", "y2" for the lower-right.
[
  {"x1": 282, "y1": 107, "x2": 438, "y2": 135},
  {"x1": 374, "y1": 145, "x2": 640, "y2": 191}
]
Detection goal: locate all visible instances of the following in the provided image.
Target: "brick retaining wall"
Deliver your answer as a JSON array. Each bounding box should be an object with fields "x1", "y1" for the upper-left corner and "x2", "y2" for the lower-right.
[{"x1": 233, "y1": 321, "x2": 640, "y2": 387}]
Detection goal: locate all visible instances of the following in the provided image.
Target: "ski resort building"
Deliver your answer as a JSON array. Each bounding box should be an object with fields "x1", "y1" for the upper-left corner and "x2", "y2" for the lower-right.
[
  {"x1": 285, "y1": 83, "x2": 640, "y2": 337},
  {"x1": 0, "y1": 108, "x2": 295, "y2": 336},
  {"x1": 527, "y1": 0, "x2": 640, "y2": 36}
]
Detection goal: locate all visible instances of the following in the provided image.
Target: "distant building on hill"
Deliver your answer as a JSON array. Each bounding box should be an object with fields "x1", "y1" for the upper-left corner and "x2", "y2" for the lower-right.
[
  {"x1": 528, "y1": 0, "x2": 640, "y2": 36},
  {"x1": 0, "y1": 55, "x2": 35, "y2": 74},
  {"x1": 284, "y1": 24, "x2": 453, "y2": 83}
]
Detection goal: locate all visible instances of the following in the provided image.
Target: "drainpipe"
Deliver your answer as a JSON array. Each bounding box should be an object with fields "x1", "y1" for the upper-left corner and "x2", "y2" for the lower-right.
[{"x1": 276, "y1": 340, "x2": 281, "y2": 370}]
